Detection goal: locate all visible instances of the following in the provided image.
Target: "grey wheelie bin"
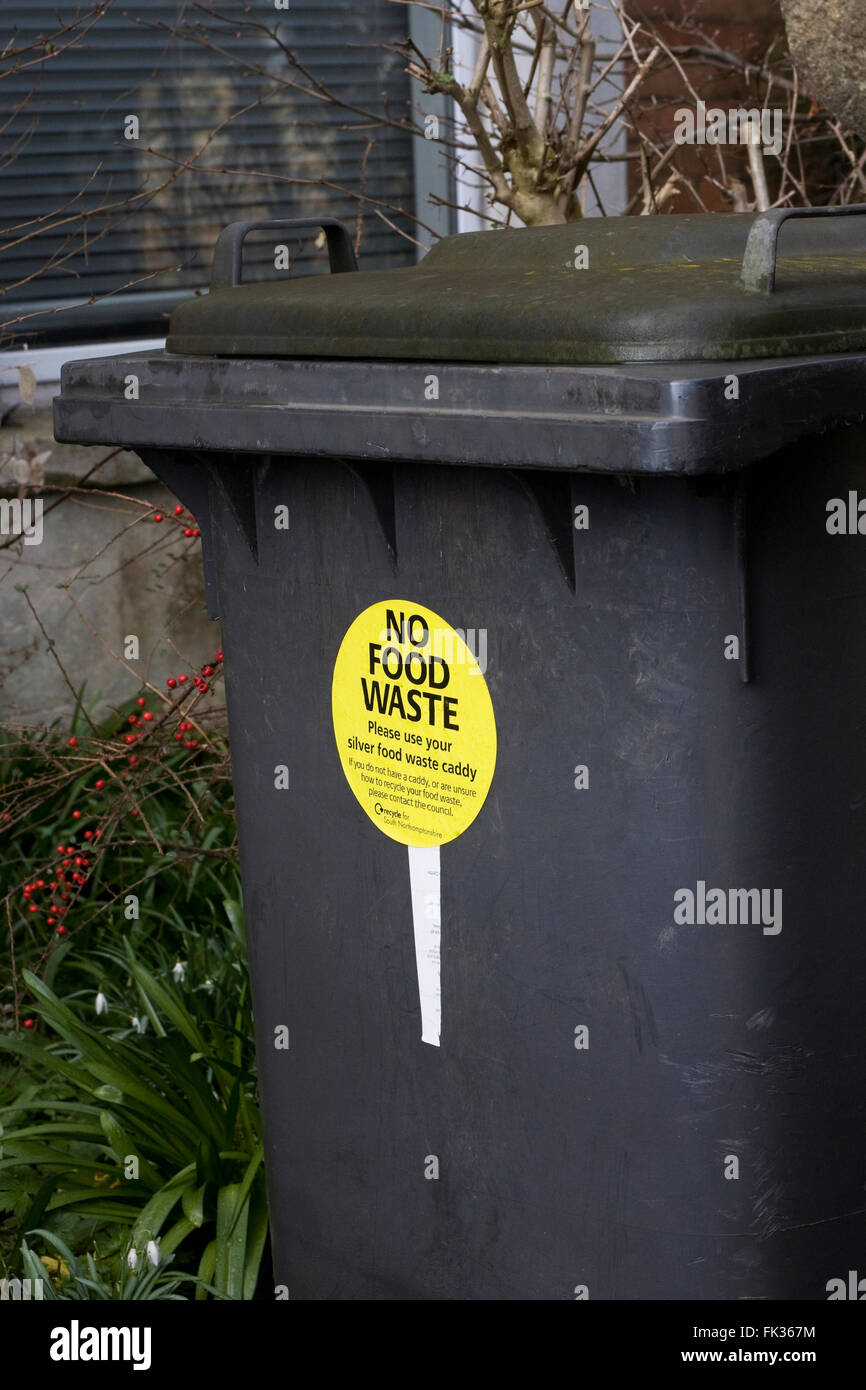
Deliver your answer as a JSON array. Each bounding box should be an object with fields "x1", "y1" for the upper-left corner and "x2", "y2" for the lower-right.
[{"x1": 54, "y1": 205, "x2": 866, "y2": 1300}]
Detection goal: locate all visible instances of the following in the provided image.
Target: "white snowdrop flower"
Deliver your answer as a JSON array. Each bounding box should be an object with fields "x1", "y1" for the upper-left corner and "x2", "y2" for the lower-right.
[
  {"x1": 130, "y1": 1016, "x2": 142, "y2": 1033},
  {"x1": 95, "y1": 992, "x2": 108, "y2": 1016},
  {"x1": 146, "y1": 1240, "x2": 160, "y2": 1268},
  {"x1": 172, "y1": 961, "x2": 186, "y2": 984},
  {"x1": 127, "y1": 1248, "x2": 138, "y2": 1271}
]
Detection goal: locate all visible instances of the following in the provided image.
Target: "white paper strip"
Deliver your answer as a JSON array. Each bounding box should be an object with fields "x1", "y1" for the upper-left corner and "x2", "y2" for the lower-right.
[{"x1": 408, "y1": 844, "x2": 441, "y2": 1047}]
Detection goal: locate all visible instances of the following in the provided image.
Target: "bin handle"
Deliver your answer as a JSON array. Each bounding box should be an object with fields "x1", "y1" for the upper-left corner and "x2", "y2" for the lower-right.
[
  {"x1": 210, "y1": 218, "x2": 358, "y2": 289},
  {"x1": 740, "y1": 203, "x2": 866, "y2": 294}
]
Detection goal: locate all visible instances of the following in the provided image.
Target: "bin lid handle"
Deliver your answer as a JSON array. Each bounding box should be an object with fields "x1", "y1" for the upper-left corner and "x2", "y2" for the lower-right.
[
  {"x1": 211, "y1": 218, "x2": 358, "y2": 289},
  {"x1": 741, "y1": 203, "x2": 866, "y2": 294}
]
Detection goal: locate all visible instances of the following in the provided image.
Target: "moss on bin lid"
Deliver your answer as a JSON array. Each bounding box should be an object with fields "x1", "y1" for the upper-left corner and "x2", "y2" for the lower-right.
[{"x1": 166, "y1": 211, "x2": 866, "y2": 364}]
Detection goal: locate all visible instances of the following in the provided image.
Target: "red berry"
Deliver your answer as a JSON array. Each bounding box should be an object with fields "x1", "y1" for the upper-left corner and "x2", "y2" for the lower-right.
[
  {"x1": 178, "y1": 674, "x2": 188, "y2": 684},
  {"x1": 183, "y1": 527, "x2": 194, "y2": 538},
  {"x1": 28, "y1": 904, "x2": 38, "y2": 913},
  {"x1": 153, "y1": 512, "x2": 164, "y2": 523},
  {"x1": 143, "y1": 711, "x2": 154, "y2": 721},
  {"x1": 137, "y1": 696, "x2": 146, "y2": 706},
  {"x1": 216, "y1": 649, "x2": 223, "y2": 662},
  {"x1": 128, "y1": 756, "x2": 138, "y2": 765},
  {"x1": 47, "y1": 917, "x2": 55, "y2": 926},
  {"x1": 36, "y1": 880, "x2": 44, "y2": 888},
  {"x1": 68, "y1": 736, "x2": 78, "y2": 747},
  {"x1": 131, "y1": 809, "x2": 139, "y2": 817},
  {"x1": 56, "y1": 926, "x2": 67, "y2": 936},
  {"x1": 124, "y1": 734, "x2": 137, "y2": 745},
  {"x1": 94, "y1": 830, "x2": 102, "y2": 838},
  {"x1": 167, "y1": 677, "x2": 177, "y2": 688},
  {"x1": 174, "y1": 504, "x2": 184, "y2": 516},
  {"x1": 202, "y1": 665, "x2": 215, "y2": 677},
  {"x1": 95, "y1": 780, "x2": 105, "y2": 790},
  {"x1": 83, "y1": 831, "x2": 92, "y2": 840},
  {"x1": 72, "y1": 810, "x2": 81, "y2": 819},
  {"x1": 66, "y1": 846, "x2": 75, "y2": 854},
  {"x1": 192, "y1": 529, "x2": 201, "y2": 538},
  {"x1": 23, "y1": 1019, "x2": 35, "y2": 1029}
]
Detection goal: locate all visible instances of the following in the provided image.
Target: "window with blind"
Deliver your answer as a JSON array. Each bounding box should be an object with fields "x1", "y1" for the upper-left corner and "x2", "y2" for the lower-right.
[{"x1": 0, "y1": 0, "x2": 418, "y2": 347}]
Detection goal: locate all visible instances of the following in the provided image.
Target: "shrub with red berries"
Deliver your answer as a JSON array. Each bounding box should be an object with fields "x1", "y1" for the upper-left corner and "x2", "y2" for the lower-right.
[
  {"x1": 2, "y1": 643, "x2": 230, "y2": 1029},
  {"x1": 152, "y1": 504, "x2": 199, "y2": 540}
]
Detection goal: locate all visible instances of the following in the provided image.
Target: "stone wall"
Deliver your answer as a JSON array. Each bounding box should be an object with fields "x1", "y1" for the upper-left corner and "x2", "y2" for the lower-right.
[{"x1": 1, "y1": 400, "x2": 219, "y2": 729}]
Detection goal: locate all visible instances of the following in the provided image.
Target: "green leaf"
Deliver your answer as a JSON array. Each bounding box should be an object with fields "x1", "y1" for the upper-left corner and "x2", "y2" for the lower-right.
[
  {"x1": 0, "y1": 1123, "x2": 105, "y2": 1143},
  {"x1": 44, "y1": 1194, "x2": 142, "y2": 1221},
  {"x1": 196, "y1": 1240, "x2": 217, "y2": 1302},
  {"x1": 242, "y1": 1183, "x2": 269, "y2": 1301},
  {"x1": 224, "y1": 1143, "x2": 264, "y2": 1240},
  {"x1": 131, "y1": 1168, "x2": 196, "y2": 1246},
  {"x1": 214, "y1": 1182, "x2": 248, "y2": 1301},
  {"x1": 19, "y1": 1239, "x2": 60, "y2": 1299},
  {"x1": 98, "y1": 1112, "x2": 162, "y2": 1189},
  {"x1": 24, "y1": 1228, "x2": 80, "y2": 1269},
  {"x1": 181, "y1": 1181, "x2": 207, "y2": 1229},
  {"x1": 223, "y1": 897, "x2": 246, "y2": 947},
  {"x1": 93, "y1": 1084, "x2": 123, "y2": 1104}
]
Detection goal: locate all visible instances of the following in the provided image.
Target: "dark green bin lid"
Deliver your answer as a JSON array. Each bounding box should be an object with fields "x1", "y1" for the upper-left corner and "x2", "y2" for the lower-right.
[{"x1": 166, "y1": 206, "x2": 866, "y2": 364}]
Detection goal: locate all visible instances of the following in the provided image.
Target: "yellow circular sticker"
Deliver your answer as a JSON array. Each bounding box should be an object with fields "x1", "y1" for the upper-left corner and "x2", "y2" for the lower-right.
[{"x1": 332, "y1": 600, "x2": 496, "y2": 847}]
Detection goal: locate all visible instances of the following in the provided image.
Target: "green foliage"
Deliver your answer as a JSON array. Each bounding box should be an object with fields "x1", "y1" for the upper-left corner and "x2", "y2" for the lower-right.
[
  {"x1": 0, "y1": 715, "x2": 268, "y2": 1299},
  {"x1": 19, "y1": 1229, "x2": 218, "y2": 1300},
  {"x1": 0, "y1": 934, "x2": 266, "y2": 1298},
  {"x1": 0, "y1": 697, "x2": 235, "y2": 993}
]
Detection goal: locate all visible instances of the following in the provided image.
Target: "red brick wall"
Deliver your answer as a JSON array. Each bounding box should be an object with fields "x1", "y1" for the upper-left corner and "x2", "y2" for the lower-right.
[{"x1": 626, "y1": 0, "x2": 786, "y2": 210}]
